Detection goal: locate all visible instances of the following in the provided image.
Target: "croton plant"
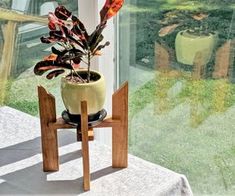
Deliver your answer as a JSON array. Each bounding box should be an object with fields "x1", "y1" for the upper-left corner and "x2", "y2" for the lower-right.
[{"x1": 34, "y1": 0, "x2": 124, "y2": 83}]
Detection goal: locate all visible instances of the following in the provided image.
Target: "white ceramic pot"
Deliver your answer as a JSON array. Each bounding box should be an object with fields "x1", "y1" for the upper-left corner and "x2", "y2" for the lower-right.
[
  {"x1": 175, "y1": 30, "x2": 217, "y2": 65},
  {"x1": 61, "y1": 70, "x2": 106, "y2": 115}
]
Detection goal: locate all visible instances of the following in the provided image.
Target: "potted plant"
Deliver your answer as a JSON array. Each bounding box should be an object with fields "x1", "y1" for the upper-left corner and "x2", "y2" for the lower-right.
[
  {"x1": 34, "y1": 1, "x2": 124, "y2": 121},
  {"x1": 158, "y1": 11, "x2": 218, "y2": 66},
  {"x1": 175, "y1": 12, "x2": 218, "y2": 66}
]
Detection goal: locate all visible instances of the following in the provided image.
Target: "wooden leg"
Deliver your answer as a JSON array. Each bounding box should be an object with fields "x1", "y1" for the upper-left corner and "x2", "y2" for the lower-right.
[
  {"x1": 77, "y1": 128, "x2": 82, "y2": 141},
  {"x1": 112, "y1": 82, "x2": 128, "y2": 168},
  {"x1": 212, "y1": 40, "x2": 234, "y2": 79},
  {"x1": 77, "y1": 128, "x2": 94, "y2": 141},
  {"x1": 41, "y1": 127, "x2": 59, "y2": 172},
  {"x1": 154, "y1": 42, "x2": 171, "y2": 71},
  {"x1": 38, "y1": 86, "x2": 59, "y2": 171},
  {"x1": 81, "y1": 101, "x2": 90, "y2": 191},
  {"x1": 192, "y1": 51, "x2": 206, "y2": 80}
]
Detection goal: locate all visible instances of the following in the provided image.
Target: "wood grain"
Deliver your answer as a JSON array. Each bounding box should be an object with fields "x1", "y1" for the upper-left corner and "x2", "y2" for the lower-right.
[
  {"x1": 38, "y1": 86, "x2": 59, "y2": 171},
  {"x1": 81, "y1": 101, "x2": 90, "y2": 191},
  {"x1": 94, "y1": 117, "x2": 120, "y2": 128},
  {"x1": 38, "y1": 82, "x2": 129, "y2": 191},
  {"x1": 49, "y1": 117, "x2": 120, "y2": 129},
  {"x1": 112, "y1": 82, "x2": 128, "y2": 168},
  {"x1": 77, "y1": 128, "x2": 94, "y2": 141}
]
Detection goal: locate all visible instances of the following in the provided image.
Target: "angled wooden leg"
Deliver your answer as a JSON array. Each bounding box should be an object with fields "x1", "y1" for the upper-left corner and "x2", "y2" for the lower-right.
[
  {"x1": 38, "y1": 86, "x2": 59, "y2": 171},
  {"x1": 81, "y1": 101, "x2": 90, "y2": 191},
  {"x1": 112, "y1": 82, "x2": 128, "y2": 168}
]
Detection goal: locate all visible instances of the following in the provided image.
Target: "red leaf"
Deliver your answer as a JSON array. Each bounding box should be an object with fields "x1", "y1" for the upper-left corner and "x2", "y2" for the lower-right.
[
  {"x1": 43, "y1": 54, "x2": 58, "y2": 61},
  {"x1": 100, "y1": 0, "x2": 124, "y2": 22},
  {"x1": 48, "y1": 21, "x2": 56, "y2": 30},
  {"x1": 54, "y1": 6, "x2": 71, "y2": 20},
  {"x1": 72, "y1": 63, "x2": 80, "y2": 69},
  {"x1": 34, "y1": 60, "x2": 72, "y2": 76}
]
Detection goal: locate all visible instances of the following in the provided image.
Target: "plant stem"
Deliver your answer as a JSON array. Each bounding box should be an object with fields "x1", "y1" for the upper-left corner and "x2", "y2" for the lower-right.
[
  {"x1": 87, "y1": 50, "x2": 91, "y2": 83},
  {"x1": 72, "y1": 67, "x2": 86, "y2": 83},
  {"x1": 69, "y1": 51, "x2": 86, "y2": 83},
  {"x1": 69, "y1": 52, "x2": 73, "y2": 79}
]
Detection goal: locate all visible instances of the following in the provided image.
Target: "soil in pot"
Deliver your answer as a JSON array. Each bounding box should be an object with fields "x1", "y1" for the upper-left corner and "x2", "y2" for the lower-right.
[{"x1": 65, "y1": 71, "x2": 101, "y2": 83}]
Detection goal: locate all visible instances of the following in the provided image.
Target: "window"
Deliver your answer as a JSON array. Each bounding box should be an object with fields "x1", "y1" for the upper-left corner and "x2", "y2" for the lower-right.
[
  {"x1": 0, "y1": 0, "x2": 114, "y2": 145},
  {"x1": 0, "y1": 0, "x2": 78, "y2": 115},
  {"x1": 118, "y1": 0, "x2": 235, "y2": 195}
]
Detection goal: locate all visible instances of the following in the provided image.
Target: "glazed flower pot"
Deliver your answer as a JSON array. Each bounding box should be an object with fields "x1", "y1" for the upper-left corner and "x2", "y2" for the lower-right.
[
  {"x1": 175, "y1": 30, "x2": 217, "y2": 65},
  {"x1": 61, "y1": 70, "x2": 106, "y2": 115}
]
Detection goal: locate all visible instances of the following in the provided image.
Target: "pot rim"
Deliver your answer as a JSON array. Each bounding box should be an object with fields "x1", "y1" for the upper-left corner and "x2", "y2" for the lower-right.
[
  {"x1": 61, "y1": 69, "x2": 104, "y2": 86},
  {"x1": 178, "y1": 30, "x2": 217, "y2": 38}
]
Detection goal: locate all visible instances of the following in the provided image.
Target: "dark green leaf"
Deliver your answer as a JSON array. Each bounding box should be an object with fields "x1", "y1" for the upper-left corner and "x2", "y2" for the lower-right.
[
  {"x1": 54, "y1": 6, "x2": 71, "y2": 20},
  {"x1": 46, "y1": 69, "x2": 65, "y2": 79},
  {"x1": 34, "y1": 60, "x2": 72, "y2": 76},
  {"x1": 88, "y1": 23, "x2": 106, "y2": 52},
  {"x1": 71, "y1": 15, "x2": 89, "y2": 40},
  {"x1": 94, "y1": 41, "x2": 110, "y2": 54},
  {"x1": 51, "y1": 46, "x2": 68, "y2": 56}
]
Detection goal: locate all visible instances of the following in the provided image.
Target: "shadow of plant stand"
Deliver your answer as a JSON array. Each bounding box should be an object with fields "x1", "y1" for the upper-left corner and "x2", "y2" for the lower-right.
[{"x1": 37, "y1": 82, "x2": 128, "y2": 191}]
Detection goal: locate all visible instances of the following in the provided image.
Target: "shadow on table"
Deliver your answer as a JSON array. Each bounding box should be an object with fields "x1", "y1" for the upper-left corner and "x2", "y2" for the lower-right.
[
  {"x1": 0, "y1": 130, "x2": 77, "y2": 167},
  {"x1": 0, "y1": 130, "x2": 122, "y2": 194},
  {"x1": 0, "y1": 156, "x2": 121, "y2": 194}
]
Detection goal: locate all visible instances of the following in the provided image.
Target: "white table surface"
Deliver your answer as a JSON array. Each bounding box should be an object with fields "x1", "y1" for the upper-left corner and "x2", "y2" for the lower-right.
[{"x1": 0, "y1": 106, "x2": 193, "y2": 195}]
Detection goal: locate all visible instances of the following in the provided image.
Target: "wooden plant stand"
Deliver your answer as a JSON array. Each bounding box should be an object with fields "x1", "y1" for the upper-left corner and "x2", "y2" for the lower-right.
[{"x1": 38, "y1": 82, "x2": 128, "y2": 191}]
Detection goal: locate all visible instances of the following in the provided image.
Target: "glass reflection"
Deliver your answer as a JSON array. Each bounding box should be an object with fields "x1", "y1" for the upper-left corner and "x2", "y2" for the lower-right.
[{"x1": 119, "y1": 0, "x2": 235, "y2": 194}]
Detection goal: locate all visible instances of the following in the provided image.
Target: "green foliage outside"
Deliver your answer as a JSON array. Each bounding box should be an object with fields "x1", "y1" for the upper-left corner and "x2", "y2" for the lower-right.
[
  {"x1": 7, "y1": 100, "x2": 38, "y2": 116},
  {"x1": 127, "y1": 0, "x2": 235, "y2": 70},
  {"x1": 129, "y1": 74, "x2": 235, "y2": 195},
  {"x1": 125, "y1": 0, "x2": 235, "y2": 195}
]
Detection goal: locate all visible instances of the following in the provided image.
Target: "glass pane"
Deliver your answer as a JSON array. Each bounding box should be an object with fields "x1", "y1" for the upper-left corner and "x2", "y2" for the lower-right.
[
  {"x1": 118, "y1": 0, "x2": 235, "y2": 195},
  {"x1": 0, "y1": 0, "x2": 78, "y2": 116}
]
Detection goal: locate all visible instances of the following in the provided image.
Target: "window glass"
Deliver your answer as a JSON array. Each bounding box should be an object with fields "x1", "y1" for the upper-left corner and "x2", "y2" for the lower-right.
[
  {"x1": 0, "y1": 0, "x2": 78, "y2": 115},
  {"x1": 118, "y1": 0, "x2": 235, "y2": 195}
]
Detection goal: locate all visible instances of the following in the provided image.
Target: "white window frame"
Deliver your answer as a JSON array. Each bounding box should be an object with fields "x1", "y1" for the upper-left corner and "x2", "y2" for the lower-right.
[{"x1": 78, "y1": 0, "x2": 115, "y2": 145}]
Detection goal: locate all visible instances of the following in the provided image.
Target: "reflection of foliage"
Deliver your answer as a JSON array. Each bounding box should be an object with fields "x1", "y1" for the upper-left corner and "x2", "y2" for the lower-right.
[
  {"x1": 157, "y1": 9, "x2": 234, "y2": 48},
  {"x1": 134, "y1": 11, "x2": 158, "y2": 67},
  {"x1": 176, "y1": 78, "x2": 235, "y2": 127},
  {"x1": 214, "y1": 147, "x2": 235, "y2": 191},
  {"x1": 129, "y1": 80, "x2": 155, "y2": 120},
  {"x1": 130, "y1": 73, "x2": 235, "y2": 127},
  {"x1": 0, "y1": 0, "x2": 11, "y2": 9},
  {"x1": 131, "y1": 0, "x2": 234, "y2": 69},
  {"x1": 154, "y1": 71, "x2": 181, "y2": 114}
]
